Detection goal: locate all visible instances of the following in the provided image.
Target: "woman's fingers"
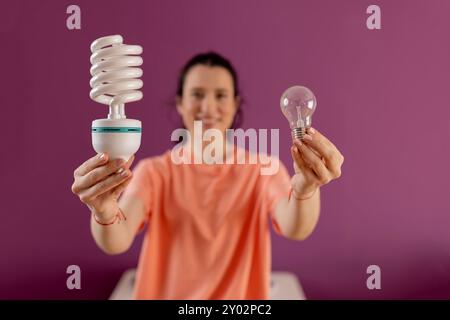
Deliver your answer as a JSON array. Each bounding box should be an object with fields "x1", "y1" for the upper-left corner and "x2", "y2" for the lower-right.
[
  {"x1": 74, "y1": 153, "x2": 109, "y2": 177},
  {"x1": 289, "y1": 128, "x2": 344, "y2": 190},
  {"x1": 76, "y1": 155, "x2": 135, "y2": 192},
  {"x1": 291, "y1": 145, "x2": 320, "y2": 182},
  {"x1": 124, "y1": 154, "x2": 136, "y2": 169},
  {"x1": 112, "y1": 173, "x2": 133, "y2": 198},
  {"x1": 74, "y1": 158, "x2": 127, "y2": 192},
  {"x1": 293, "y1": 139, "x2": 332, "y2": 185},
  {"x1": 303, "y1": 128, "x2": 344, "y2": 177},
  {"x1": 72, "y1": 155, "x2": 135, "y2": 195},
  {"x1": 78, "y1": 168, "x2": 132, "y2": 203},
  {"x1": 291, "y1": 146, "x2": 302, "y2": 166},
  {"x1": 303, "y1": 133, "x2": 334, "y2": 163},
  {"x1": 291, "y1": 146, "x2": 307, "y2": 171}
]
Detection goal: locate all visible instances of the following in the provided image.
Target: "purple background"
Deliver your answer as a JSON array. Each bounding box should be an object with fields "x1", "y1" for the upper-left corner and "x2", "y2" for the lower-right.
[{"x1": 1, "y1": 0, "x2": 450, "y2": 299}]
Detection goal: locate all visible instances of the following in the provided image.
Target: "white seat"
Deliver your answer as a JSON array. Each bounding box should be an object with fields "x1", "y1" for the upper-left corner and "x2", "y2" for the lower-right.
[{"x1": 109, "y1": 269, "x2": 306, "y2": 300}]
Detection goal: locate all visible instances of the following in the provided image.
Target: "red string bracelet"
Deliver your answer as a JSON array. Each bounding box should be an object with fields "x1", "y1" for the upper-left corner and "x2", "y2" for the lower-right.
[
  {"x1": 92, "y1": 207, "x2": 127, "y2": 226},
  {"x1": 289, "y1": 187, "x2": 317, "y2": 201}
]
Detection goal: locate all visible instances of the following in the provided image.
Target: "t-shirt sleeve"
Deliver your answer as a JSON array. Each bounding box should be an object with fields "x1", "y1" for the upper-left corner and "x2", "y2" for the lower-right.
[
  {"x1": 120, "y1": 159, "x2": 153, "y2": 231},
  {"x1": 263, "y1": 158, "x2": 292, "y2": 235}
]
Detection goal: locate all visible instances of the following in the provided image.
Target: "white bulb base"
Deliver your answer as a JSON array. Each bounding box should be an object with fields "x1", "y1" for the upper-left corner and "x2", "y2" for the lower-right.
[{"x1": 92, "y1": 118, "x2": 141, "y2": 161}]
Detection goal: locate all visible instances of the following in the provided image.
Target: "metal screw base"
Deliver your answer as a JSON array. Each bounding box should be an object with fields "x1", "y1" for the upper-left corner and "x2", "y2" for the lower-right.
[{"x1": 292, "y1": 127, "x2": 307, "y2": 140}]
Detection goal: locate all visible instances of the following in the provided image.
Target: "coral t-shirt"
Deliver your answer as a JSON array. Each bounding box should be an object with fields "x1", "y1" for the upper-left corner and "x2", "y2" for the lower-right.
[{"x1": 122, "y1": 144, "x2": 292, "y2": 299}]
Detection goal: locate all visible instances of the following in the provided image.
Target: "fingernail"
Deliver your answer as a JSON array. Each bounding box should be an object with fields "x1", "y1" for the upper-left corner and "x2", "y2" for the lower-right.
[
  {"x1": 303, "y1": 134, "x2": 313, "y2": 141},
  {"x1": 99, "y1": 153, "x2": 105, "y2": 161},
  {"x1": 295, "y1": 139, "x2": 302, "y2": 146},
  {"x1": 120, "y1": 169, "x2": 129, "y2": 176},
  {"x1": 116, "y1": 167, "x2": 125, "y2": 174},
  {"x1": 308, "y1": 127, "x2": 316, "y2": 134}
]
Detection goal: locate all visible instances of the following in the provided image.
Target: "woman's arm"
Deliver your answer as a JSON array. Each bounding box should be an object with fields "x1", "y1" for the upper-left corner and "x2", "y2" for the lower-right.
[
  {"x1": 272, "y1": 188, "x2": 320, "y2": 240},
  {"x1": 272, "y1": 127, "x2": 343, "y2": 241},
  {"x1": 90, "y1": 194, "x2": 147, "y2": 255}
]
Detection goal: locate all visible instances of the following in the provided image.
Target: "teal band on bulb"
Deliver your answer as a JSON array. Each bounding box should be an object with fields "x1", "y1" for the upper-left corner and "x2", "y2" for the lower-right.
[{"x1": 92, "y1": 127, "x2": 141, "y2": 133}]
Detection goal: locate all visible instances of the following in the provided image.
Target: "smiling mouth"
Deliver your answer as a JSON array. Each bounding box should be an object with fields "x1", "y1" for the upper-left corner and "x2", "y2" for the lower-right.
[{"x1": 196, "y1": 118, "x2": 220, "y2": 126}]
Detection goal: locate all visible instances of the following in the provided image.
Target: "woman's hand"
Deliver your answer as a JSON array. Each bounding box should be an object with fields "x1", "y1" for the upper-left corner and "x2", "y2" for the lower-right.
[
  {"x1": 71, "y1": 153, "x2": 135, "y2": 222},
  {"x1": 290, "y1": 127, "x2": 344, "y2": 200}
]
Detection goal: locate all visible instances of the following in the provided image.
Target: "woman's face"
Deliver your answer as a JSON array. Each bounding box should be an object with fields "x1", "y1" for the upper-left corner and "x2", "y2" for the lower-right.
[{"x1": 176, "y1": 65, "x2": 239, "y2": 135}]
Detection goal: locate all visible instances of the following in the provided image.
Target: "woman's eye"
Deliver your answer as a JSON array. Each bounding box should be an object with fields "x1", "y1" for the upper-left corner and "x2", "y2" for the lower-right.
[
  {"x1": 217, "y1": 94, "x2": 227, "y2": 100},
  {"x1": 192, "y1": 92, "x2": 203, "y2": 99}
]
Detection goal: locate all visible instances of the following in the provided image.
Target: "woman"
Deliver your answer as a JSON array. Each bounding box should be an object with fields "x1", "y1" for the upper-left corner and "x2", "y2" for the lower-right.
[{"x1": 71, "y1": 52, "x2": 344, "y2": 299}]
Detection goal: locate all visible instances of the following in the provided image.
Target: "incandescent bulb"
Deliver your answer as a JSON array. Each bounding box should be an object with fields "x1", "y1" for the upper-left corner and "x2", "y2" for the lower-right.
[{"x1": 280, "y1": 85, "x2": 317, "y2": 140}]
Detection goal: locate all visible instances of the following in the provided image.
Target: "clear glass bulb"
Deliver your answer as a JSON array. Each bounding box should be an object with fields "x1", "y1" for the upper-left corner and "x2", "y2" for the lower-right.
[{"x1": 280, "y1": 85, "x2": 317, "y2": 140}]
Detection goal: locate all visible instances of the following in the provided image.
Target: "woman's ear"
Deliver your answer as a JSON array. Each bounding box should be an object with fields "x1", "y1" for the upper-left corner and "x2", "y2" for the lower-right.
[{"x1": 176, "y1": 96, "x2": 183, "y2": 116}]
